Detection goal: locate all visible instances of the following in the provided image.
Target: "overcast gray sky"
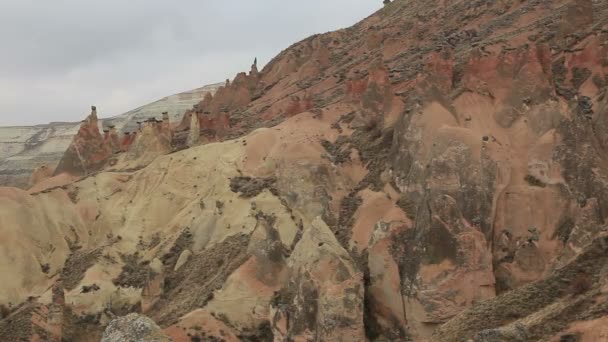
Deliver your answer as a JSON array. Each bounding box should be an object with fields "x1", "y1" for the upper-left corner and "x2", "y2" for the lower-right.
[{"x1": 0, "y1": 1, "x2": 380, "y2": 126}]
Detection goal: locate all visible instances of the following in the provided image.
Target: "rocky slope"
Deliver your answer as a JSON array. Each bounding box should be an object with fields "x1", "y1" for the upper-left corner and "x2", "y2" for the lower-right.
[
  {"x1": 1, "y1": 0, "x2": 608, "y2": 341},
  {"x1": 0, "y1": 83, "x2": 221, "y2": 189}
]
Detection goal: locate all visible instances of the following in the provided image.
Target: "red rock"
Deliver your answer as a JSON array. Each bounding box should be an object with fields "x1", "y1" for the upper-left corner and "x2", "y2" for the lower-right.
[
  {"x1": 54, "y1": 106, "x2": 112, "y2": 176},
  {"x1": 4, "y1": 1, "x2": 608, "y2": 341}
]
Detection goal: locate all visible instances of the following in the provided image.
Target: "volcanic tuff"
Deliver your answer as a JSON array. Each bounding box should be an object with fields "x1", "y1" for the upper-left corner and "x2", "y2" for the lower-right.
[
  {"x1": 1, "y1": 0, "x2": 608, "y2": 341},
  {"x1": 0, "y1": 83, "x2": 221, "y2": 189}
]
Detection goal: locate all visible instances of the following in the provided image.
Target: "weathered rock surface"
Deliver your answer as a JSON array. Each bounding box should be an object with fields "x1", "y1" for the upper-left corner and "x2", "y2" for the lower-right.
[
  {"x1": 102, "y1": 313, "x2": 172, "y2": 342},
  {"x1": 1, "y1": 0, "x2": 608, "y2": 341},
  {"x1": 54, "y1": 106, "x2": 113, "y2": 176},
  {"x1": 0, "y1": 83, "x2": 221, "y2": 188}
]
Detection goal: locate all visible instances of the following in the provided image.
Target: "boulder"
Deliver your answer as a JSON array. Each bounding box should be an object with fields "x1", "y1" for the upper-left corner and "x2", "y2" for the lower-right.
[{"x1": 101, "y1": 313, "x2": 172, "y2": 342}]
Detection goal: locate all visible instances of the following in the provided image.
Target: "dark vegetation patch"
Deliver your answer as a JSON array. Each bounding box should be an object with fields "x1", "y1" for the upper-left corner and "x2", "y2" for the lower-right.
[
  {"x1": 350, "y1": 125, "x2": 395, "y2": 192},
  {"x1": 105, "y1": 301, "x2": 142, "y2": 317},
  {"x1": 327, "y1": 112, "x2": 396, "y2": 194},
  {"x1": 330, "y1": 111, "x2": 356, "y2": 132},
  {"x1": 435, "y1": 235, "x2": 608, "y2": 341},
  {"x1": 554, "y1": 217, "x2": 575, "y2": 243},
  {"x1": 560, "y1": 333, "x2": 581, "y2": 342},
  {"x1": 493, "y1": 264, "x2": 515, "y2": 295},
  {"x1": 425, "y1": 219, "x2": 460, "y2": 264},
  {"x1": 61, "y1": 248, "x2": 102, "y2": 290},
  {"x1": 524, "y1": 174, "x2": 546, "y2": 187},
  {"x1": 391, "y1": 192, "x2": 460, "y2": 294},
  {"x1": 112, "y1": 253, "x2": 154, "y2": 289},
  {"x1": 253, "y1": 211, "x2": 287, "y2": 262},
  {"x1": 356, "y1": 249, "x2": 412, "y2": 341},
  {"x1": 148, "y1": 232, "x2": 162, "y2": 249},
  {"x1": 390, "y1": 229, "x2": 423, "y2": 298},
  {"x1": 32, "y1": 325, "x2": 50, "y2": 341},
  {"x1": 290, "y1": 219, "x2": 305, "y2": 253},
  {"x1": 81, "y1": 283, "x2": 100, "y2": 293},
  {"x1": 330, "y1": 192, "x2": 363, "y2": 248},
  {"x1": 552, "y1": 57, "x2": 577, "y2": 100},
  {"x1": 61, "y1": 307, "x2": 104, "y2": 342},
  {"x1": 361, "y1": 253, "x2": 383, "y2": 340},
  {"x1": 0, "y1": 303, "x2": 36, "y2": 341},
  {"x1": 577, "y1": 96, "x2": 594, "y2": 117},
  {"x1": 67, "y1": 187, "x2": 79, "y2": 204},
  {"x1": 569, "y1": 272, "x2": 592, "y2": 296},
  {"x1": 340, "y1": 111, "x2": 356, "y2": 124},
  {"x1": 571, "y1": 67, "x2": 592, "y2": 90},
  {"x1": 271, "y1": 274, "x2": 319, "y2": 338},
  {"x1": 320, "y1": 115, "x2": 395, "y2": 250},
  {"x1": 161, "y1": 229, "x2": 193, "y2": 272},
  {"x1": 229, "y1": 176, "x2": 278, "y2": 198},
  {"x1": 396, "y1": 194, "x2": 417, "y2": 220},
  {"x1": 215, "y1": 200, "x2": 225, "y2": 215},
  {"x1": 189, "y1": 334, "x2": 206, "y2": 342},
  {"x1": 137, "y1": 233, "x2": 160, "y2": 251},
  {"x1": 152, "y1": 233, "x2": 251, "y2": 326},
  {"x1": 237, "y1": 321, "x2": 274, "y2": 342},
  {"x1": 592, "y1": 74, "x2": 606, "y2": 89},
  {"x1": 553, "y1": 58, "x2": 568, "y2": 85},
  {"x1": 555, "y1": 109, "x2": 608, "y2": 221},
  {"x1": 321, "y1": 136, "x2": 351, "y2": 164},
  {"x1": 0, "y1": 304, "x2": 10, "y2": 319}
]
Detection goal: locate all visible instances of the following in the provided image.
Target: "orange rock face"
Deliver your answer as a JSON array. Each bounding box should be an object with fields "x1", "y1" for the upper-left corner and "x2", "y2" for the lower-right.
[
  {"x1": 119, "y1": 131, "x2": 136, "y2": 152},
  {"x1": 53, "y1": 106, "x2": 112, "y2": 176}
]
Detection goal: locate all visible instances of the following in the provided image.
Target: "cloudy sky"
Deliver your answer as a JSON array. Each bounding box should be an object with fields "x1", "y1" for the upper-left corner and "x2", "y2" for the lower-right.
[{"x1": 0, "y1": 1, "x2": 380, "y2": 126}]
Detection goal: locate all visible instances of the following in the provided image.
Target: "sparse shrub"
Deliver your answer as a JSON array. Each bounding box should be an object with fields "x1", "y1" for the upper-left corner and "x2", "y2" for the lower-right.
[
  {"x1": 103, "y1": 290, "x2": 141, "y2": 316},
  {"x1": 554, "y1": 217, "x2": 575, "y2": 244},
  {"x1": 364, "y1": 116, "x2": 379, "y2": 132},
  {"x1": 570, "y1": 273, "x2": 592, "y2": 296},
  {"x1": 396, "y1": 194, "x2": 417, "y2": 220},
  {"x1": 560, "y1": 333, "x2": 581, "y2": 342},
  {"x1": 215, "y1": 200, "x2": 224, "y2": 215},
  {"x1": 524, "y1": 174, "x2": 546, "y2": 187},
  {"x1": 0, "y1": 304, "x2": 10, "y2": 319},
  {"x1": 81, "y1": 284, "x2": 100, "y2": 293}
]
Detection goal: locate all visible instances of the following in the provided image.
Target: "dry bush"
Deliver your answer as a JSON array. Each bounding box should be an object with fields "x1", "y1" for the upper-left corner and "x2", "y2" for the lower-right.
[
  {"x1": 0, "y1": 304, "x2": 11, "y2": 319},
  {"x1": 570, "y1": 273, "x2": 592, "y2": 296}
]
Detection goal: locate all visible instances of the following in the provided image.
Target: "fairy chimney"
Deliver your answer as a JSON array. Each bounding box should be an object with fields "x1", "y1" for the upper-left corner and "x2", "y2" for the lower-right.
[
  {"x1": 186, "y1": 113, "x2": 200, "y2": 147},
  {"x1": 250, "y1": 57, "x2": 259, "y2": 76}
]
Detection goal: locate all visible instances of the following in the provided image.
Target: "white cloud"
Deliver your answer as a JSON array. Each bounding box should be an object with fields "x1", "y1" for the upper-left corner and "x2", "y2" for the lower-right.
[{"x1": 0, "y1": 0, "x2": 380, "y2": 125}]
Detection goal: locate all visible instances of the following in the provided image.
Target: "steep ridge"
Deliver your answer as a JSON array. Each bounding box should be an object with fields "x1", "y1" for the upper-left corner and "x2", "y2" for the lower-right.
[
  {"x1": 1, "y1": 0, "x2": 608, "y2": 341},
  {"x1": 0, "y1": 83, "x2": 221, "y2": 189}
]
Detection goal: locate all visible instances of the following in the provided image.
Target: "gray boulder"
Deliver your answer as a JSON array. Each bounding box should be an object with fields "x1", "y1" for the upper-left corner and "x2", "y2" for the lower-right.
[{"x1": 101, "y1": 313, "x2": 173, "y2": 342}]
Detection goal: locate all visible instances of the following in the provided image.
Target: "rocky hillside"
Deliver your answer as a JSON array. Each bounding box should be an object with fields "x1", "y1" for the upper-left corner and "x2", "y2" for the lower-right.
[
  {"x1": 1, "y1": 0, "x2": 608, "y2": 341},
  {"x1": 0, "y1": 83, "x2": 221, "y2": 189}
]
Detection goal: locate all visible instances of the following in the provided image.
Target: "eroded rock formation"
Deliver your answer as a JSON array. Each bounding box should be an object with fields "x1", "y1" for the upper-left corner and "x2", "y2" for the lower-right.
[
  {"x1": 1, "y1": 0, "x2": 608, "y2": 341},
  {"x1": 102, "y1": 313, "x2": 172, "y2": 342},
  {"x1": 0, "y1": 83, "x2": 221, "y2": 189},
  {"x1": 54, "y1": 106, "x2": 112, "y2": 176}
]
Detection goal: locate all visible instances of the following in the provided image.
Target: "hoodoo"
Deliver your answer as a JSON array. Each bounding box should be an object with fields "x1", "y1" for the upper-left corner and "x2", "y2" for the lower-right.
[{"x1": 53, "y1": 105, "x2": 112, "y2": 177}]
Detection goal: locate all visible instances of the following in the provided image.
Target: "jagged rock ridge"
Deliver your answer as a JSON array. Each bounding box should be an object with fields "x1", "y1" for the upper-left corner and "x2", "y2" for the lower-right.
[{"x1": 0, "y1": 83, "x2": 221, "y2": 188}]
